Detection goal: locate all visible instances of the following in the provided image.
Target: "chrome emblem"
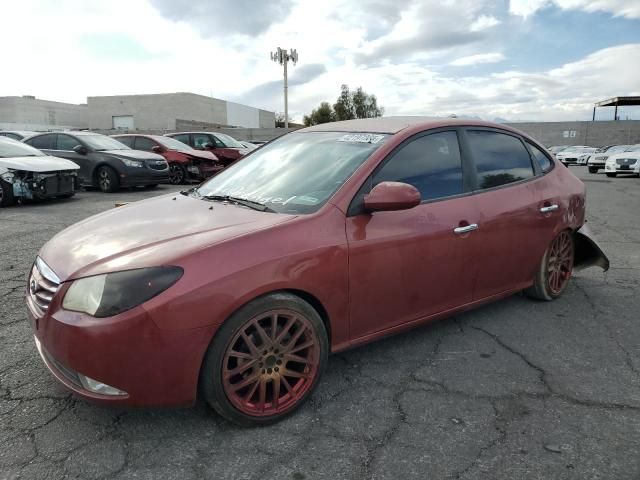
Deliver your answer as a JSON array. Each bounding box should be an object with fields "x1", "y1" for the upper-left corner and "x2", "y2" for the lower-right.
[{"x1": 30, "y1": 279, "x2": 37, "y2": 295}]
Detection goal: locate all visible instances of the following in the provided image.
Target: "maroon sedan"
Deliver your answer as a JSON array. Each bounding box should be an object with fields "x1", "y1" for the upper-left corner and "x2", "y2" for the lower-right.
[
  {"x1": 164, "y1": 131, "x2": 251, "y2": 167},
  {"x1": 27, "y1": 118, "x2": 608, "y2": 426},
  {"x1": 112, "y1": 134, "x2": 223, "y2": 184}
]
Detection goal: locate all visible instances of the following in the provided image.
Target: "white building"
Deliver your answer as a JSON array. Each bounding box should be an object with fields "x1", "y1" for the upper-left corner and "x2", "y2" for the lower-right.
[
  {"x1": 0, "y1": 96, "x2": 88, "y2": 131},
  {"x1": 87, "y1": 92, "x2": 275, "y2": 130}
]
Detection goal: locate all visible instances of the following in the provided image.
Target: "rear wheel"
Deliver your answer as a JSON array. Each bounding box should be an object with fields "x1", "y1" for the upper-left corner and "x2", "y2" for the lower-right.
[
  {"x1": 201, "y1": 292, "x2": 328, "y2": 426},
  {"x1": 0, "y1": 179, "x2": 16, "y2": 207},
  {"x1": 169, "y1": 163, "x2": 186, "y2": 184},
  {"x1": 97, "y1": 166, "x2": 119, "y2": 193},
  {"x1": 588, "y1": 167, "x2": 598, "y2": 174},
  {"x1": 606, "y1": 172, "x2": 617, "y2": 178},
  {"x1": 525, "y1": 230, "x2": 574, "y2": 301}
]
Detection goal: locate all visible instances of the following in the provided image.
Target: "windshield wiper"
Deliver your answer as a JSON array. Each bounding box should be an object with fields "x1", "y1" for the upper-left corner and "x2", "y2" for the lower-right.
[{"x1": 202, "y1": 194, "x2": 275, "y2": 212}]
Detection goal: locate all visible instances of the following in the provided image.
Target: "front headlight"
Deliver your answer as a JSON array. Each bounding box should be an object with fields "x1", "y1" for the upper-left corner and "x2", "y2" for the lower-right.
[
  {"x1": 121, "y1": 158, "x2": 143, "y2": 168},
  {"x1": 62, "y1": 267, "x2": 183, "y2": 318}
]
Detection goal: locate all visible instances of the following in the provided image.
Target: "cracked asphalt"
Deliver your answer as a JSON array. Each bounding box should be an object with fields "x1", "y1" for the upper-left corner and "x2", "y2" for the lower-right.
[{"x1": 1, "y1": 168, "x2": 639, "y2": 480}]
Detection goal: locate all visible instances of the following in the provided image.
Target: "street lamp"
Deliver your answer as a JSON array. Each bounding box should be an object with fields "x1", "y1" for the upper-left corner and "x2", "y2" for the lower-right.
[{"x1": 270, "y1": 47, "x2": 298, "y2": 128}]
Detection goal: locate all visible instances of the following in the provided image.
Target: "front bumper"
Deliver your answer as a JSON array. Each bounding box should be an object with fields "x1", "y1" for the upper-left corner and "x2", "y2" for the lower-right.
[
  {"x1": 119, "y1": 169, "x2": 170, "y2": 186},
  {"x1": 27, "y1": 283, "x2": 217, "y2": 407},
  {"x1": 605, "y1": 163, "x2": 640, "y2": 174}
]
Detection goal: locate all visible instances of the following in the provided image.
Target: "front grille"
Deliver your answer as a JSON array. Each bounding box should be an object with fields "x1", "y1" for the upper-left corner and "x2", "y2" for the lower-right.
[
  {"x1": 147, "y1": 160, "x2": 168, "y2": 171},
  {"x1": 28, "y1": 258, "x2": 60, "y2": 317},
  {"x1": 616, "y1": 158, "x2": 637, "y2": 166}
]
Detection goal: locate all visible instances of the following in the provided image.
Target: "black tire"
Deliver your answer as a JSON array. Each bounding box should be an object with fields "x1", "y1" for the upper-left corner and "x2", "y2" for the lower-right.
[
  {"x1": 0, "y1": 179, "x2": 16, "y2": 207},
  {"x1": 201, "y1": 292, "x2": 328, "y2": 427},
  {"x1": 588, "y1": 167, "x2": 598, "y2": 174},
  {"x1": 525, "y1": 230, "x2": 574, "y2": 301},
  {"x1": 144, "y1": 184, "x2": 159, "y2": 189},
  {"x1": 56, "y1": 193, "x2": 74, "y2": 199},
  {"x1": 97, "y1": 166, "x2": 119, "y2": 193},
  {"x1": 169, "y1": 163, "x2": 186, "y2": 185},
  {"x1": 606, "y1": 172, "x2": 617, "y2": 178}
]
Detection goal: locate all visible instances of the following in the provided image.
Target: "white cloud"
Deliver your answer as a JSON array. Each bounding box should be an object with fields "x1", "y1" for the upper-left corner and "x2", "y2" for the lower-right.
[
  {"x1": 470, "y1": 15, "x2": 501, "y2": 31},
  {"x1": 510, "y1": 0, "x2": 640, "y2": 18},
  {"x1": 450, "y1": 52, "x2": 506, "y2": 66}
]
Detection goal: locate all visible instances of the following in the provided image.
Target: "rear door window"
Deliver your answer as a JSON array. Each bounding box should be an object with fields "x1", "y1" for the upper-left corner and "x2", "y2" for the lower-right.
[
  {"x1": 171, "y1": 134, "x2": 191, "y2": 146},
  {"x1": 526, "y1": 141, "x2": 553, "y2": 173},
  {"x1": 467, "y1": 130, "x2": 534, "y2": 189},
  {"x1": 56, "y1": 134, "x2": 81, "y2": 151},
  {"x1": 25, "y1": 134, "x2": 55, "y2": 150},
  {"x1": 134, "y1": 137, "x2": 157, "y2": 151},
  {"x1": 116, "y1": 136, "x2": 135, "y2": 148}
]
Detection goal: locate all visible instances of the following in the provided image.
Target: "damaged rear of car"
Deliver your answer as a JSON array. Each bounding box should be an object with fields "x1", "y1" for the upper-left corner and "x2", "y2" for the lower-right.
[{"x1": 0, "y1": 137, "x2": 79, "y2": 207}]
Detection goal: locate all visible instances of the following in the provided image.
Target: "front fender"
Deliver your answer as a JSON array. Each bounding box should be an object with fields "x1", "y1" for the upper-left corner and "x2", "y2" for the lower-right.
[{"x1": 574, "y1": 223, "x2": 610, "y2": 272}]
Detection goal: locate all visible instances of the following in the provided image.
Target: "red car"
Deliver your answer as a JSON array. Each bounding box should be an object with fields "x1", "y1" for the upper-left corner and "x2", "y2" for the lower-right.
[
  {"x1": 112, "y1": 134, "x2": 223, "y2": 184},
  {"x1": 27, "y1": 118, "x2": 608, "y2": 426},
  {"x1": 164, "y1": 131, "x2": 251, "y2": 167}
]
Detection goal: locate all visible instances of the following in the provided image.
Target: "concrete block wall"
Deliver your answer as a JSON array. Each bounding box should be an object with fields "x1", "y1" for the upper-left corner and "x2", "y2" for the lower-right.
[
  {"x1": 505, "y1": 120, "x2": 640, "y2": 147},
  {"x1": 0, "y1": 96, "x2": 87, "y2": 129}
]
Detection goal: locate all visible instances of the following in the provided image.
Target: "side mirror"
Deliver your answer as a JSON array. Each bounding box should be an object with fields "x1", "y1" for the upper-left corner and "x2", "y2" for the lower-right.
[
  {"x1": 151, "y1": 145, "x2": 163, "y2": 153},
  {"x1": 73, "y1": 145, "x2": 88, "y2": 155},
  {"x1": 363, "y1": 181, "x2": 421, "y2": 212}
]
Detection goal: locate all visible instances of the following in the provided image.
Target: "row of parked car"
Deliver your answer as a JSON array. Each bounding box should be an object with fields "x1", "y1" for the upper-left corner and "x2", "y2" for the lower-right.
[
  {"x1": 549, "y1": 144, "x2": 640, "y2": 177},
  {"x1": 0, "y1": 130, "x2": 262, "y2": 207}
]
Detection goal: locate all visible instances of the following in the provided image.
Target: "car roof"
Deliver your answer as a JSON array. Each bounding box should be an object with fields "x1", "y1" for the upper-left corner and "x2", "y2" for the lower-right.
[
  {"x1": 164, "y1": 132, "x2": 220, "y2": 136},
  {"x1": 298, "y1": 116, "x2": 515, "y2": 134},
  {"x1": 0, "y1": 130, "x2": 38, "y2": 136},
  {"x1": 113, "y1": 133, "x2": 165, "y2": 141}
]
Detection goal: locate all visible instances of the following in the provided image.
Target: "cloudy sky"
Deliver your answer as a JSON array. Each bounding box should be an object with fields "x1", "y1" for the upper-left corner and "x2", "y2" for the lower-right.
[{"x1": 2, "y1": 0, "x2": 640, "y2": 122}]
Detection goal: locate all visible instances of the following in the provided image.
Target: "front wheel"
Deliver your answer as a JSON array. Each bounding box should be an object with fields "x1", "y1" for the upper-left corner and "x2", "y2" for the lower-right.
[
  {"x1": 201, "y1": 293, "x2": 328, "y2": 426},
  {"x1": 588, "y1": 167, "x2": 598, "y2": 174},
  {"x1": 169, "y1": 164, "x2": 186, "y2": 184},
  {"x1": 97, "y1": 166, "x2": 119, "y2": 193},
  {"x1": 525, "y1": 230, "x2": 574, "y2": 301}
]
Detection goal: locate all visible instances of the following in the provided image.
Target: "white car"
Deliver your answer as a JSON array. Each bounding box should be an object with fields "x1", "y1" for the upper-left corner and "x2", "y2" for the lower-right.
[
  {"x1": 604, "y1": 144, "x2": 640, "y2": 177},
  {"x1": 0, "y1": 137, "x2": 79, "y2": 207},
  {"x1": 556, "y1": 146, "x2": 597, "y2": 166},
  {"x1": 587, "y1": 145, "x2": 633, "y2": 173}
]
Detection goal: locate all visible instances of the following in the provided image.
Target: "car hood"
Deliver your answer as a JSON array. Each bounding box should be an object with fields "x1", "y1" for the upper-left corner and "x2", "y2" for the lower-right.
[
  {"x1": 606, "y1": 152, "x2": 640, "y2": 161},
  {"x1": 101, "y1": 149, "x2": 166, "y2": 161},
  {"x1": 186, "y1": 150, "x2": 218, "y2": 161},
  {"x1": 0, "y1": 155, "x2": 79, "y2": 172},
  {"x1": 39, "y1": 193, "x2": 296, "y2": 281}
]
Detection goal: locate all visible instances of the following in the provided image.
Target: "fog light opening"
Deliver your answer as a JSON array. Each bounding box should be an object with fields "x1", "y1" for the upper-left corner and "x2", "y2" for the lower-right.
[{"x1": 78, "y1": 374, "x2": 127, "y2": 396}]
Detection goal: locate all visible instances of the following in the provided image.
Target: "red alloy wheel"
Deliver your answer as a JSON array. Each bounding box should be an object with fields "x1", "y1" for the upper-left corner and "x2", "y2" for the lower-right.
[
  {"x1": 546, "y1": 231, "x2": 574, "y2": 294},
  {"x1": 221, "y1": 309, "x2": 321, "y2": 417}
]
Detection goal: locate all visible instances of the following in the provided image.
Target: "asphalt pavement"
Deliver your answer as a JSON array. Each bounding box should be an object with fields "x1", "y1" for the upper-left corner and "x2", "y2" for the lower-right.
[{"x1": 1, "y1": 168, "x2": 639, "y2": 480}]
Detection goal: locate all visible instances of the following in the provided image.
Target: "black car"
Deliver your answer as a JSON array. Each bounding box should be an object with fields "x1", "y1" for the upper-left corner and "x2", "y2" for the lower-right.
[{"x1": 24, "y1": 132, "x2": 170, "y2": 192}]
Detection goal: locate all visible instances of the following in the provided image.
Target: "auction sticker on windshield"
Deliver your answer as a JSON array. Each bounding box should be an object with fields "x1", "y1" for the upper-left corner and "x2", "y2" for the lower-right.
[{"x1": 338, "y1": 134, "x2": 386, "y2": 144}]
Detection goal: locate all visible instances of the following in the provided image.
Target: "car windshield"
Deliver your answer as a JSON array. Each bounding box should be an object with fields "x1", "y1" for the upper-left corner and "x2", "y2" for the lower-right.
[
  {"x1": 216, "y1": 133, "x2": 245, "y2": 149},
  {"x1": 604, "y1": 145, "x2": 631, "y2": 153},
  {"x1": 82, "y1": 135, "x2": 130, "y2": 151},
  {"x1": 0, "y1": 138, "x2": 46, "y2": 158},
  {"x1": 194, "y1": 131, "x2": 389, "y2": 214},
  {"x1": 156, "y1": 136, "x2": 195, "y2": 153}
]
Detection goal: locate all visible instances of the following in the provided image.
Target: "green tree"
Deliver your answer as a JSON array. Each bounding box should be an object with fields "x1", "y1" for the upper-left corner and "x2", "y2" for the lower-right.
[
  {"x1": 333, "y1": 84, "x2": 355, "y2": 121},
  {"x1": 352, "y1": 87, "x2": 383, "y2": 119},
  {"x1": 303, "y1": 102, "x2": 335, "y2": 126}
]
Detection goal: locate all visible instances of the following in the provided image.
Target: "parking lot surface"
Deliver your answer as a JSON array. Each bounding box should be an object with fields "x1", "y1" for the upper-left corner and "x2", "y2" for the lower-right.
[{"x1": 1, "y1": 169, "x2": 639, "y2": 480}]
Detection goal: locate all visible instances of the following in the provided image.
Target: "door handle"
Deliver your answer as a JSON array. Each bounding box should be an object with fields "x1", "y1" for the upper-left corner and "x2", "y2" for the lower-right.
[
  {"x1": 540, "y1": 204, "x2": 559, "y2": 213},
  {"x1": 454, "y1": 223, "x2": 478, "y2": 234}
]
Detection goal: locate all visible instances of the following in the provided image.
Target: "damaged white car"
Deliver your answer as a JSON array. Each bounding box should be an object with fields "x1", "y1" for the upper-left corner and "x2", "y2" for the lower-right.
[{"x1": 0, "y1": 137, "x2": 79, "y2": 207}]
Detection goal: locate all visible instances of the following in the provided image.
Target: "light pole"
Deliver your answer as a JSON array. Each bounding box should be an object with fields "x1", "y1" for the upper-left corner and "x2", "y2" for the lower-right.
[{"x1": 270, "y1": 47, "x2": 298, "y2": 128}]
